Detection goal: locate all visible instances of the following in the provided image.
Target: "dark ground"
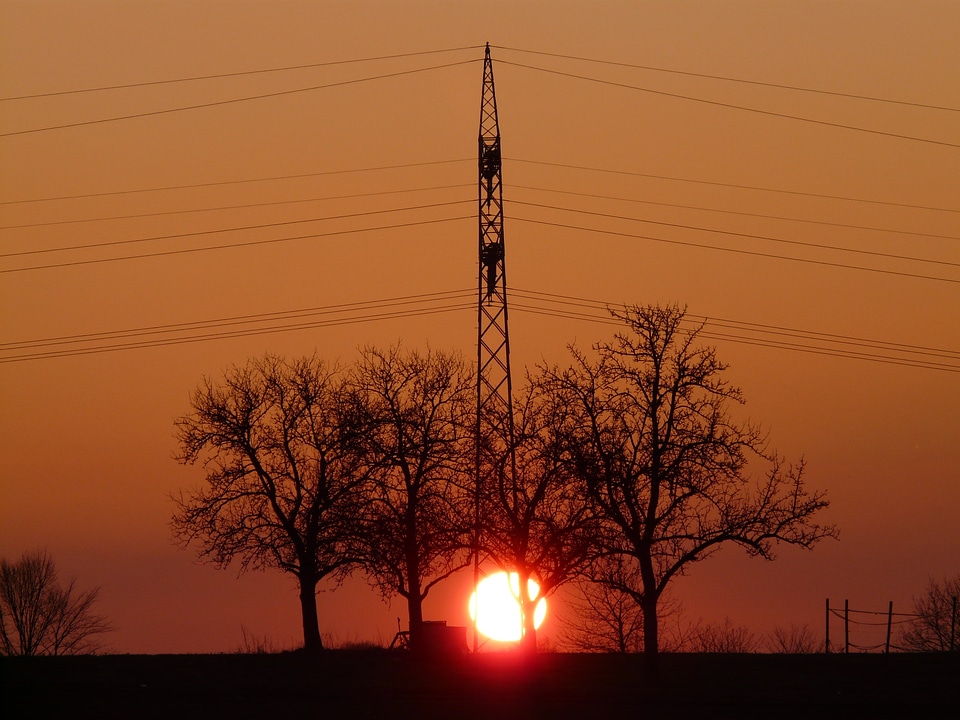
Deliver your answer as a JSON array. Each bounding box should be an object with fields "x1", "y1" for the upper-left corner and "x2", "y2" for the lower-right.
[{"x1": 2, "y1": 650, "x2": 958, "y2": 719}]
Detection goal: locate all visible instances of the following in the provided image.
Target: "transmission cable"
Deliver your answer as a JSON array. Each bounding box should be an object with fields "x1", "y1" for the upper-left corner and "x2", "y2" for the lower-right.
[
  {"x1": 1, "y1": 199, "x2": 472, "y2": 258},
  {"x1": 0, "y1": 215, "x2": 472, "y2": 274},
  {"x1": 1, "y1": 46, "x2": 482, "y2": 101},
  {"x1": 510, "y1": 184, "x2": 960, "y2": 243},
  {"x1": 498, "y1": 60, "x2": 960, "y2": 149},
  {"x1": 507, "y1": 289, "x2": 960, "y2": 372},
  {"x1": 509, "y1": 199, "x2": 960, "y2": 269},
  {"x1": 1, "y1": 59, "x2": 477, "y2": 137},
  {"x1": 0, "y1": 158, "x2": 472, "y2": 206},
  {"x1": 0, "y1": 185, "x2": 471, "y2": 230},
  {"x1": 9, "y1": 181, "x2": 950, "y2": 244},
  {"x1": 508, "y1": 158, "x2": 960, "y2": 215},
  {"x1": 511, "y1": 303, "x2": 960, "y2": 372},
  {"x1": 5, "y1": 285, "x2": 956, "y2": 370},
  {"x1": 0, "y1": 303, "x2": 474, "y2": 364},
  {"x1": 7, "y1": 155, "x2": 949, "y2": 216},
  {"x1": 492, "y1": 45, "x2": 960, "y2": 113},
  {"x1": 511, "y1": 287, "x2": 960, "y2": 361},
  {"x1": 511, "y1": 216, "x2": 959, "y2": 285},
  {"x1": 1, "y1": 289, "x2": 474, "y2": 352}
]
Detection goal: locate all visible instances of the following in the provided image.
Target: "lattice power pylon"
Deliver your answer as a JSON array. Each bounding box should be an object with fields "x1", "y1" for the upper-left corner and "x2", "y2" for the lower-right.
[
  {"x1": 473, "y1": 43, "x2": 517, "y2": 651},
  {"x1": 476, "y1": 42, "x2": 515, "y2": 451}
]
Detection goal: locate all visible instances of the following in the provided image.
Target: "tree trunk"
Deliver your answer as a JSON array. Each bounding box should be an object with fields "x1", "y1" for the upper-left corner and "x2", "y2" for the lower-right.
[
  {"x1": 298, "y1": 574, "x2": 323, "y2": 654},
  {"x1": 406, "y1": 590, "x2": 424, "y2": 653},
  {"x1": 638, "y1": 545, "x2": 659, "y2": 661},
  {"x1": 640, "y1": 591, "x2": 660, "y2": 680},
  {"x1": 519, "y1": 569, "x2": 538, "y2": 654},
  {"x1": 520, "y1": 609, "x2": 538, "y2": 654},
  {"x1": 641, "y1": 593, "x2": 658, "y2": 659},
  {"x1": 403, "y1": 504, "x2": 425, "y2": 652}
]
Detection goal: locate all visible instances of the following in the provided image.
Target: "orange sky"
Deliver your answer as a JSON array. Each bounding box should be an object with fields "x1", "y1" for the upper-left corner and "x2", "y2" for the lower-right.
[{"x1": 2, "y1": 1, "x2": 958, "y2": 653}]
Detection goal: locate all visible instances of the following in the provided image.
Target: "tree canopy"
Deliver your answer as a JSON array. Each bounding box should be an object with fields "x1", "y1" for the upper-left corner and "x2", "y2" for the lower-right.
[
  {"x1": 0, "y1": 550, "x2": 112, "y2": 656},
  {"x1": 477, "y1": 377, "x2": 598, "y2": 653},
  {"x1": 540, "y1": 304, "x2": 837, "y2": 657},
  {"x1": 900, "y1": 574, "x2": 959, "y2": 652},
  {"x1": 172, "y1": 354, "x2": 369, "y2": 653},
  {"x1": 348, "y1": 345, "x2": 475, "y2": 650},
  {"x1": 171, "y1": 308, "x2": 837, "y2": 655}
]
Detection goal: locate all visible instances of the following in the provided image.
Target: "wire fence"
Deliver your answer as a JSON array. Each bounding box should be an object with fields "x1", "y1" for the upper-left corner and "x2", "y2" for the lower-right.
[
  {"x1": 824, "y1": 599, "x2": 926, "y2": 654},
  {"x1": 823, "y1": 598, "x2": 960, "y2": 653}
]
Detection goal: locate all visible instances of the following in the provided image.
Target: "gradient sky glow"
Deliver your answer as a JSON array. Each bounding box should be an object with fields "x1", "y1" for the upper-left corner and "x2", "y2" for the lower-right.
[{"x1": 2, "y1": 1, "x2": 958, "y2": 653}]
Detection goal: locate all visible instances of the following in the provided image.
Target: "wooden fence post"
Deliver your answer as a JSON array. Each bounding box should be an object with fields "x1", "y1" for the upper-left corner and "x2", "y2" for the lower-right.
[
  {"x1": 844, "y1": 599, "x2": 849, "y2": 654},
  {"x1": 885, "y1": 601, "x2": 893, "y2": 653},
  {"x1": 825, "y1": 598, "x2": 830, "y2": 654}
]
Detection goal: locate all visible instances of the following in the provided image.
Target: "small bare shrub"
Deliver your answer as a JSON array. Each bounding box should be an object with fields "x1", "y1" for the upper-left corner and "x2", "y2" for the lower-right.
[
  {"x1": 766, "y1": 623, "x2": 823, "y2": 653},
  {"x1": 689, "y1": 618, "x2": 759, "y2": 653}
]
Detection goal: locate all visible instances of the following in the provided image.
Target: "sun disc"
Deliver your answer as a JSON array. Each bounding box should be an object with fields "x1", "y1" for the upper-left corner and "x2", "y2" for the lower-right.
[{"x1": 469, "y1": 571, "x2": 547, "y2": 642}]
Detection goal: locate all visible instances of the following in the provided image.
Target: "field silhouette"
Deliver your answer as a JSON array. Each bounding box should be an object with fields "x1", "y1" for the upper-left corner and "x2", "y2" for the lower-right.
[{"x1": 3, "y1": 650, "x2": 958, "y2": 719}]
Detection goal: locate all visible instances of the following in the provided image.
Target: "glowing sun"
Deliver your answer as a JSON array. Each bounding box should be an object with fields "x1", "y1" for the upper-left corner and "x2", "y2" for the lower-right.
[{"x1": 469, "y1": 571, "x2": 547, "y2": 642}]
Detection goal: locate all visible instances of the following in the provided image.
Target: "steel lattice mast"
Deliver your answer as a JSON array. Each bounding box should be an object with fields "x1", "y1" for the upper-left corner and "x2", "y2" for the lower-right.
[
  {"x1": 473, "y1": 43, "x2": 517, "y2": 652},
  {"x1": 476, "y1": 43, "x2": 514, "y2": 433}
]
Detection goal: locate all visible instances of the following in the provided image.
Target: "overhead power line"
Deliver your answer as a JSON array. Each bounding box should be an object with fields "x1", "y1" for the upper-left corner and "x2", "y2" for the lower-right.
[
  {"x1": 5, "y1": 195, "x2": 954, "y2": 282},
  {"x1": 0, "y1": 289, "x2": 473, "y2": 349},
  {"x1": 6, "y1": 155, "x2": 951, "y2": 218},
  {"x1": 498, "y1": 60, "x2": 960, "y2": 149},
  {"x1": 492, "y1": 45, "x2": 960, "y2": 114},
  {"x1": 11, "y1": 41, "x2": 950, "y2": 116},
  {"x1": 0, "y1": 215, "x2": 472, "y2": 274},
  {"x1": 509, "y1": 158, "x2": 960, "y2": 215},
  {"x1": 0, "y1": 46, "x2": 483, "y2": 101},
  {"x1": 0, "y1": 290, "x2": 476, "y2": 364},
  {"x1": 0, "y1": 158, "x2": 473, "y2": 206},
  {"x1": 0, "y1": 199, "x2": 472, "y2": 258},
  {"x1": 5, "y1": 285, "x2": 955, "y2": 371},
  {"x1": 511, "y1": 216, "x2": 960, "y2": 285},
  {"x1": 511, "y1": 184, "x2": 960, "y2": 243},
  {"x1": 0, "y1": 182, "x2": 472, "y2": 231},
  {"x1": 508, "y1": 288, "x2": 960, "y2": 372},
  {"x1": 5, "y1": 180, "x2": 953, "y2": 245},
  {"x1": 509, "y1": 199, "x2": 960, "y2": 269},
  {"x1": 0, "y1": 59, "x2": 477, "y2": 137}
]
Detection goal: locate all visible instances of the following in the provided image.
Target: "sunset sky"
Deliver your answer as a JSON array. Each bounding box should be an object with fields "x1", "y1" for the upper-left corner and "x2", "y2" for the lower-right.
[{"x1": 2, "y1": 1, "x2": 958, "y2": 654}]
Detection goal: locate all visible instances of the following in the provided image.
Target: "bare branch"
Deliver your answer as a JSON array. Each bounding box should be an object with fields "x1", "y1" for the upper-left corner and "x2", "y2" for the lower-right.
[
  {"x1": 0, "y1": 550, "x2": 112, "y2": 656},
  {"x1": 171, "y1": 353, "x2": 369, "y2": 653},
  {"x1": 539, "y1": 304, "x2": 837, "y2": 657}
]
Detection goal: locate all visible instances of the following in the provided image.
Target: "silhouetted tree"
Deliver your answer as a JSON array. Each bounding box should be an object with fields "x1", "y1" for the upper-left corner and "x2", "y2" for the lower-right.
[
  {"x1": 560, "y1": 558, "x2": 645, "y2": 653},
  {"x1": 765, "y1": 623, "x2": 822, "y2": 653},
  {"x1": 560, "y1": 558, "x2": 693, "y2": 653},
  {"x1": 348, "y1": 345, "x2": 474, "y2": 651},
  {"x1": 0, "y1": 550, "x2": 112, "y2": 656},
  {"x1": 478, "y1": 377, "x2": 597, "y2": 653},
  {"x1": 172, "y1": 354, "x2": 368, "y2": 653},
  {"x1": 541, "y1": 304, "x2": 837, "y2": 660},
  {"x1": 900, "y1": 574, "x2": 959, "y2": 652},
  {"x1": 689, "y1": 617, "x2": 760, "y2": 653}
]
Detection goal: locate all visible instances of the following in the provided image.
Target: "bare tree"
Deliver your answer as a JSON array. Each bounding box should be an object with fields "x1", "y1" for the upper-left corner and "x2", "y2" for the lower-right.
[
  {"x1": 765, "y1": 623, "x2": 823, "y2": 653},
  {"x1": 899, "y1": 574, "x2": 959, "y2": 652},
  {"x1": 689, "y1": 617, "x2": 760, "y2": 653},
  {"x1": 478, "y1": 377, "x2": 597, "y2": 653},
  {"x1": 172, "y1": 354, "x2": 368, "y2": 653},
  {"x1": 560, "y1": 558, "x2": 693, "y2": 653},
  {"x1": 541, "y1": 304, "x2": 837, "y2": 659},
  {"x1": 560, "y1": 558, "x2": 644, "y2": 653},
  {"x1": 0, "y1": 550, "x2": 112, "y2": 656},
  {"x1": 348, "y1": 345, "x2": 474, "y2": 651}
]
